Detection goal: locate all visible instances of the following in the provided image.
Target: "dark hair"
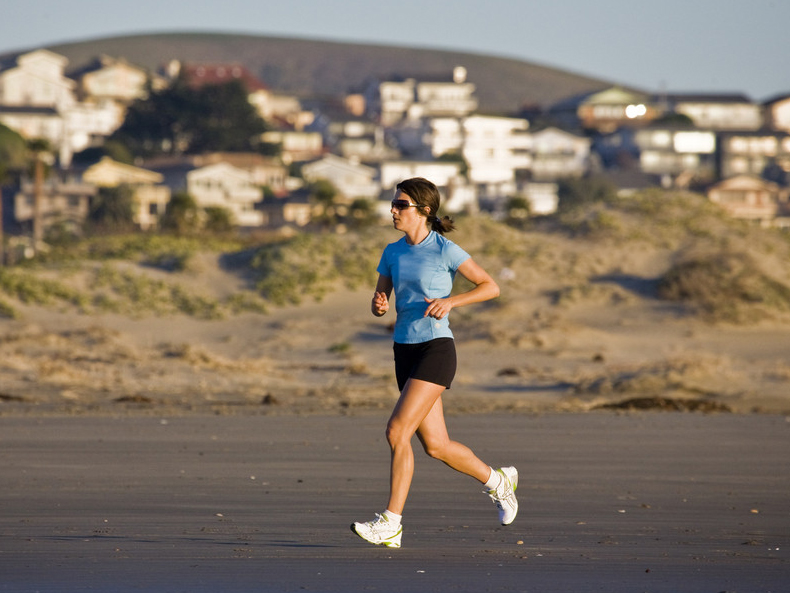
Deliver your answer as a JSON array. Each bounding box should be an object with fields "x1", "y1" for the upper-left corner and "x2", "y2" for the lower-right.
[{"x1": 395, "y1": 177, "x2": 456, "y2": 234}]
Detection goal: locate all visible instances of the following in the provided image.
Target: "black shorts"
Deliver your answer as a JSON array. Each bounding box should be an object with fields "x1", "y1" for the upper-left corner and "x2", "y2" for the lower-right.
[{"x1": 393, "y1": 338, "x2": 457, "y2": 392}]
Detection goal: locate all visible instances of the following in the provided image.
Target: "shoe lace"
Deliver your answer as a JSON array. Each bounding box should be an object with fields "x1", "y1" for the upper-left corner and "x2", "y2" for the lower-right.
[{"x1": 487, "y1": 477, "x2": 513, "y2": 508}]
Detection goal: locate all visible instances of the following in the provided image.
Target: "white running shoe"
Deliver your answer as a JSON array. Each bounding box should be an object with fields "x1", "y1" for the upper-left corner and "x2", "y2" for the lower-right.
[
  {"x1": 351, "y1": 513, "x2": 403, "y2": 548},
  {"x1": 486, "y1": 466, "x2": 518, "y2": 525}
]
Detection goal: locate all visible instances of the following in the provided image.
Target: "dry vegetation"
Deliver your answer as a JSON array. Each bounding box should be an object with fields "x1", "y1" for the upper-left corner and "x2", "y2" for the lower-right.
[{"x1": 2, "y1": 189, "x2": 790, "y2": 416}]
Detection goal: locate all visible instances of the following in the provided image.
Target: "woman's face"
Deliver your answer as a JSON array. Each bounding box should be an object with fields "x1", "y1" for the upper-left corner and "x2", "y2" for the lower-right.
[{"x1": 391, "y1": 190, "x2": 428, "y2": 233}]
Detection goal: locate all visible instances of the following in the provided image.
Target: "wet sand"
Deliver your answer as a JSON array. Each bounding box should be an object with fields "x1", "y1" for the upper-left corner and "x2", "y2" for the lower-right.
[{"x1": 1, "y1": 412, "x2": 788, "y2": 592}]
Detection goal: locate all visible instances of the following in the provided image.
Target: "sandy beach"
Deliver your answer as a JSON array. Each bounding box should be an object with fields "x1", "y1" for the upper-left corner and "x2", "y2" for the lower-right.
[
  {"x1": 1, "y1": 211, "x2": 790, "y2": 591},
  {"x1": 1, "y1": 412, "x2": 788, "y2": 592}
]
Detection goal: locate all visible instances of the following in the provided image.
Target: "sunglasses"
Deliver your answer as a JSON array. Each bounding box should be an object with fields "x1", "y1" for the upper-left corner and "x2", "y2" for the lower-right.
[{"x1": 391, "y1": 199, "x2": 420, "y2": 211}]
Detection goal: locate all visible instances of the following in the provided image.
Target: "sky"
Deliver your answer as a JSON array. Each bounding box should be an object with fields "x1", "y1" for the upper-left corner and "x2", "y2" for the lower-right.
[{"x1": 2, "y1": 0, "x2": 788, "y2": 101}]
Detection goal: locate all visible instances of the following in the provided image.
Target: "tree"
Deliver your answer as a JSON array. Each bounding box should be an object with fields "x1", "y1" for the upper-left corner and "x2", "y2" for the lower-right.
[
  {"x1": 308, "y1": 179, "x2": 340, "y2": 226},
  {"x1": 89, "y1": 185, "x2": 136, "y2": 231},
  {"x1": 160, "y1": 191, "x2": 200, "y2": 234},
  {"x1": 110, "y1": 78, "x2": 268, "y2": 159},
  {"x1": 204, "y1": 206, "x2": 234, "y2": 233},
  {"x1": 556, "y1": 176, "x2": 619, "y2": 214}
]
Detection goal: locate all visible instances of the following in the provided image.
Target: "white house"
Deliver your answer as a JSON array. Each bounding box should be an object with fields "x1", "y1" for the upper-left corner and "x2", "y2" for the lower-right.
[
  {"x1": 186, "y1": 162, "x2": 263, "y2": 227},
  {"x1": 530, "y1": 127, "x2": 591, "y2": 181},
  {"x1": 0, "y1": 49, "x2": 124, "y2": 165},
  {"x1": 365, "y1": 66, "x2": 478, "y2": 126},
  {"x1": 0, "y1": 49, "x2": 76, "y2": 111},
  {"x1": 301, "y1": 154, "x2": 380, "y2": 200},
  {"x1": 460, "y1": 115, "x2": 531, "y2": 194},
  {"x1": 634, "y1": 126, "x2": 717, "y2": 181}
]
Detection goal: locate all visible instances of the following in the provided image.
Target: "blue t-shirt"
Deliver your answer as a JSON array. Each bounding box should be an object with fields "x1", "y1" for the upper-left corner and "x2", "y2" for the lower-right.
[{"x1": 376, "y1": 231, "x2": 471, "y2": 344}]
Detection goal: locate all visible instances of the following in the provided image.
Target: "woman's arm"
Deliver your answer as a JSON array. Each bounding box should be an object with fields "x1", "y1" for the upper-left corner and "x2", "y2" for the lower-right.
[
  {"x1": 372, "y1": 274, "x2": 393, "y2": 317},
  {"x1": 423, "y1": 258, "x2": 500, "y2": 320}
]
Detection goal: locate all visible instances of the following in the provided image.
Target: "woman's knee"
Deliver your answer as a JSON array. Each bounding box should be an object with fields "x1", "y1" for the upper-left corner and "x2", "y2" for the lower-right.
[
  {"x1": 421, "y1": 438, "x2": 449, "y2": 461},
  {"x1": 386, "y1": 419, "x2": 410, "y2": 448}
]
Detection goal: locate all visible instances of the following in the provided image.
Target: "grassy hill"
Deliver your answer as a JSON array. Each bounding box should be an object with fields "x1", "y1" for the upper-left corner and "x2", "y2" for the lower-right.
[{"x1": 43, "y1": 32, "x2": 622, "y2": 113}]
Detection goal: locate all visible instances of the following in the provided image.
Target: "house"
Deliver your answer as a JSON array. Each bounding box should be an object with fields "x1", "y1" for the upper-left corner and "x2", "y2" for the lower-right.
[
  {"x1": 717, "y1": 131, "x2": 790, "y2": 180},
  {"x1": 261, "y1": 189, "x2": 313, "y2": 229},
  {"x1": 0, "y1": 49, "x2": 122, "y2": 166},
  {"x1": 530, "y1": 127, "x2": 591, "y2": 181},
  {"x1": 261, "y1": 129, "x2": 324, "y2": 164},
  {"x1": 461, "y1": 115, "x2": 532, "y2": 191},
  {"x1": 392, "y1": 114, "x2": 530, "y2": 198},
  {"x1": 549, "y1": 87, "x2": 657, "y2": 133},
  {"x1": 707, "y1": 174, "x2": 788, "y2": 224},
  {"x1": 308, "y1": 106, "x2": 398, "y2": 163},
  {"x1": 81, "y1": 157, "x2": 170, "y2": 230},
  {"x1": 300, "y1": 154, "x2": 380, "y2": 201},
  {"x1": 364, "y1": 66, "x2": 478, "y2": 126},
  {"x1": 657, "y1": 93, "x2": 763, "y2": 131},
  {"x1": 0, "y1": 49, "x2": 76, "y2": 111},
  {"x1": 13, "y1": 175, "x2": 96, "y2": 233},
  {"x1": 634, "y1": 125, "x2": 717, "y2": 185},
  {"x1": 148, "y1": 157, "x2": 264, "y2": 227},
  {"x1": 71, "y1": 55, "x2": 163, "y2": 104},
  {"x1": 186, "y1": 162, "x2": 263, "y2": 226},
  {"x1": 763, "y1": 94, "x2": 790, "y2": 134},
  {"x1": 192, "y1": 152, "x2": 289, "y2": 194}
]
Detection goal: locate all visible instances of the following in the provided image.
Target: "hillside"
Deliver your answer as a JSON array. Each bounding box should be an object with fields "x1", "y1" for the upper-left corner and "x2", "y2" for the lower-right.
[
  {"x1": 43, "y1": 32, "x2": 621, "y2": 113},
  {"x1": 2, "y1": 191, "x2": 790, "y2": 416}
]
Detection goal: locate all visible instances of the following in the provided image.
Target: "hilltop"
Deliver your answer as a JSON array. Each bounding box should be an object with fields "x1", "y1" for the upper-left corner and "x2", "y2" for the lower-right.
[{"x1": 43, "y1": 32, "x2": 620, "y2": 113}]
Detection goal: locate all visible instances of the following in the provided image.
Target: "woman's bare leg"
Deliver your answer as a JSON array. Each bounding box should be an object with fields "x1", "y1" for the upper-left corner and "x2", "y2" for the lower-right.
[
  {"x1": 416, "y1": 396, "x2": 490, "y2": 482},
  {"x1": 385, "y1": 378, "x2": 446, "y2": 514}
]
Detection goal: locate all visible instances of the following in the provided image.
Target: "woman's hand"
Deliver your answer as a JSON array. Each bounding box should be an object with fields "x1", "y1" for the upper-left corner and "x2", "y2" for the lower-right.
[
  {"x1": 423, "y1": 297, "x2": 453, "y2": 320},
  {"x1": 372, "y1": 291, "x2": 390, "y2": 316}
]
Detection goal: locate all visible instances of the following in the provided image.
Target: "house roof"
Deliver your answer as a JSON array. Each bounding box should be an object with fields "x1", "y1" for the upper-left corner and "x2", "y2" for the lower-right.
[
  {"x1": 659, "y1": 92, "x2": 754, "y2": 104},
  {"x1": 0, "y1": 105, "x2": 59, "y2": 116},
  {"x1": 180, "y1": 62, "x2": 268, "y2": 92}
]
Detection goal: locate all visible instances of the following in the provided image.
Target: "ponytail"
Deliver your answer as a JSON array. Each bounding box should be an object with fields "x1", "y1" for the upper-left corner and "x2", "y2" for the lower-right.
[{"x1": 430, "y1": 214, "x2": 456, "y2": 235}]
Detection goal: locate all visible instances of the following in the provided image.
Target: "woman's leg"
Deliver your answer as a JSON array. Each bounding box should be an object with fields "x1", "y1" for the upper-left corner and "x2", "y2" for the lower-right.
[
  {"x1": 385, "y1": 378, "x2": 446, "y2": 514},
  {"x1": 416, "y1": 395, "x2": 491, "y2": 483}
]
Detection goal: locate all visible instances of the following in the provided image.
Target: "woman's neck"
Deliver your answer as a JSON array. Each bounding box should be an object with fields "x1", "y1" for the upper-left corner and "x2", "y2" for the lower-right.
[{"x1": 405, "y1": 227, "x2": 430, "y2": 246}]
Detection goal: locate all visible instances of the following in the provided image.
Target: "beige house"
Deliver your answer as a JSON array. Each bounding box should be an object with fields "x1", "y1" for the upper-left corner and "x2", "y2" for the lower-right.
[
  {"x1": 763, "y1": 94, "x2": 790, "y2": 134},
  {"x1": 550, "y1": 87, "x2": 657, "y2": 134},
  {"x1": 73, "y1": 55, "x2": 164, "y2": 104},
  {"x1": 707, "y1": 175, "x2": 788, "y2": 224},
  {"x1": 82, "y1": 157, "x2": 171, "y2": 230}
]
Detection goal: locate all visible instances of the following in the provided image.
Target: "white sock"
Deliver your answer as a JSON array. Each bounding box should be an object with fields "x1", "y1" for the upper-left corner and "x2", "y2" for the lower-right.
[
  {"x1": 484, "y1": 467, "x2": 501, "y2": 490},
  {"x1": 383, "y1": 509, "x2": 402, "y2": 525}
]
